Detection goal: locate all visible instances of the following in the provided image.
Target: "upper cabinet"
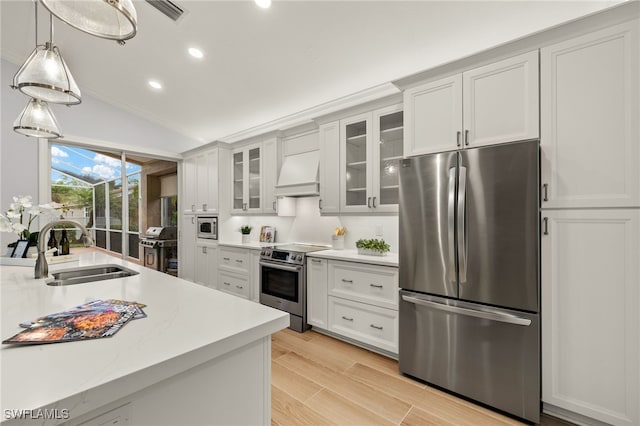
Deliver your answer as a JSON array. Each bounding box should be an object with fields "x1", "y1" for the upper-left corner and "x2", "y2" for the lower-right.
[
  {"x1": 319, "y1": 121, "x2": 341, "y2": 214},
  {"x1": 231, "y1": 139, "x2": 279, "y2": 214},
  {"x1": 404, "y1": 50, "x2": 539, "y2": 157},
  {"x1": 339, "y1": 105, "x2": 404, "y2": 213},
  {"x1": 540, "y1": 21, "x2": 639, "y2": 209},
  {"x1": 182, "y1": 147, "x2": 219, "y2": 214},
  {"x1": 231, "y1": 142, "x2": 262, "y2": 213}
]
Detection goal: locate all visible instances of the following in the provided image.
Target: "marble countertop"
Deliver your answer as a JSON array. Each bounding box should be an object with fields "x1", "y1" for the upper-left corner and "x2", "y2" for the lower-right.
[
  {"x1": 307, "y1": 249, "x2": 399, "y2": 267},
  {"x1": 217, "y1": 241, "x2": 276, "y2": 250},
  {"x1": 0, "y1": 252, "x2": 289, "y2": 423}
]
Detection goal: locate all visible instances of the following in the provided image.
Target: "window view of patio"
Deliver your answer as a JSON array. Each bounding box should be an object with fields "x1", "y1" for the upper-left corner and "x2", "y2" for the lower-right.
[{"x1": 50, "y1": 144, "x2": 177, "y2": 263}]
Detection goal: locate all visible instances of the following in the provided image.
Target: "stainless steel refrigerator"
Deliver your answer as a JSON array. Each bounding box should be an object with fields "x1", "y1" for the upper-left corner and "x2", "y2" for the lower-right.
[{"x1": 398, "y1": 140, "x2": 540, "y2": 423}]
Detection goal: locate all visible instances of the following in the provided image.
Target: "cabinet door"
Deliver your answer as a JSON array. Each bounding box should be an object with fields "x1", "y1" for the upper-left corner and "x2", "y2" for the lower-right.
[
  {"x1": 403, "y1": 74, "x2": 462, "y2": 157},
  {"x1": 182, "y1": 156, "x2": 197, "y2": 214},
  {"x1": 194, "y1": 244, "x2": 209, "y2": 286},
  {"x1": 179, "y1": 215, "x2": 196, "y2": 282},
  {"x1": 541, "y1": 209, "x2": 640, "y2": 425},
  {"x1": 246, "y1": 145, "x2": 262, "y2": 212},
  {"x1": 307, "y1": 258, "x2": 328, "y2": 329},
  {"x1": 204, "y1": 149, "x2": 218, "y2": 213},
  {"x1": 251, "y1": 251, "x2": 260, "y2": 302},
  {"x1": 541, "y1": 22, "x2": 639, "y2": 208},
  {"x1": 340, "y1": 112, "x2": 373, "y2": 212},
  {"x1": 231, "y1": 149, "x2": 245, "y2": 213},
  {"x1": 463, "y1": 50, "x2": 539, "y2": 148},
  {"x1": 262, "y1": 138, "x2": 278, "y2": 214},
  {"x1": 195, "y1": 152, "x2": 208, "y2": 212},
  {"x1": 319, "y1": 121, "x2": 340, "y2": 214},
  {"x1": 372, "y1": 105, "x2": 403, "y2": 212}
]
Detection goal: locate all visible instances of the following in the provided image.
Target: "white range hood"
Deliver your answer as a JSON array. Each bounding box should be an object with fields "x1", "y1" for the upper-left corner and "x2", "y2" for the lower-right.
[{"x1": 274, "y1": 151, "x2": 320, "y2": 197}]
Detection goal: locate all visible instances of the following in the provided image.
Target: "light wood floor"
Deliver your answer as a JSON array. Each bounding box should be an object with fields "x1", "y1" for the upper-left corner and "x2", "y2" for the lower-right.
[{"x1": 271, "y1": 329, "x2": 572, "y2": 426}]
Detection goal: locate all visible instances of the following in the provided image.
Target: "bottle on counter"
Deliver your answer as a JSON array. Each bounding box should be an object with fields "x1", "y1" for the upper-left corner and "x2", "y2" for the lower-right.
[
  {"x1": 60, "y1": 229, "x2": 70, "y2": 256},
  {"x1": 47, "y1": 229, "x2": 59, "y2": 256}
]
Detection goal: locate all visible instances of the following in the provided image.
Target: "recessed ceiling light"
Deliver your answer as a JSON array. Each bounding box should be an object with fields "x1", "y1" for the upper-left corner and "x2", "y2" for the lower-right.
[
  {"x1": 255, "y1": 0, "x2": 271, "y2": 9},
  {"x1": 188, "y1": 47, "x2": 204, "y2": 59},
  {"x1": 148, "y1": 80, "x2": 162, "y2": 90}
]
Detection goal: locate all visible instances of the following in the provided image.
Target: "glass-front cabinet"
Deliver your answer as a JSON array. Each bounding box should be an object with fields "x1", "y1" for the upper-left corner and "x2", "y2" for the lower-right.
[
  {"x1": 340, "y1": 104, "x2": 403, "y2": 213},
  {"x1": 232, "y1": 143, "x2": 262, "y2": 213}
]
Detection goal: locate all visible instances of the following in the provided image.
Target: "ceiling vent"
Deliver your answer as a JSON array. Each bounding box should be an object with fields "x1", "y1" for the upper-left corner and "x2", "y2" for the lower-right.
[{"x1": 145, "y1": 0, "x2": 185, "y2": 22}]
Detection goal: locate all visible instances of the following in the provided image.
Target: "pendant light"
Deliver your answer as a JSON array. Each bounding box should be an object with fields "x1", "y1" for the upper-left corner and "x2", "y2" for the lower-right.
[
  {"x1": 13, "y1": 98, "x2": 63, "y2": 139},
  {"x1": 40, "y1": 0, "x2": 138, "y2": 42},
  {"x1": 12, "y1": 3, "x2": 81, "y2": 105}
]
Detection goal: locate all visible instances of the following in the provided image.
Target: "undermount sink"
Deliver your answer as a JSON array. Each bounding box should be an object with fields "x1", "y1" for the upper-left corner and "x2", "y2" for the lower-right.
[{"x1": 45, "y1": 264, "x2": 139, "y2": 286}]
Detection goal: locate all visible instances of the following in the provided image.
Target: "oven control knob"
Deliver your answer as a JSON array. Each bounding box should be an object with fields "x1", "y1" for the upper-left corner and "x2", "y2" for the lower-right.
[
  {"x1": 260, "y1": 249, "x2": 265, "y2": 255},
  {"x1": 296, "y1": 254, "x2": 302, "y2": 261},
  {"x1": 266, "y1": 250, "x2": 271, "y2": 256}
]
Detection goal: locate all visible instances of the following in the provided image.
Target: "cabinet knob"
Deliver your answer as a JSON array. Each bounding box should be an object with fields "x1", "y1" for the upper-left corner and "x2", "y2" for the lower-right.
[
  {"x1": 370, "y1": 324, "x2": 384, "y2": 330},
  {"x1": 543, "y1": 217, "x2": 549, "y2": 235},
  {"x1": 341, "y1": 316, "x2": 354, "y2": 322},
  {"x1": 341, "y1": 278, "x2": 353, "y2": 283},
  {"x1": 456, "y1": 131, "x2": 461, "y2": 147},
  {"x1": 367, "y1": 197, "x2": 372, "y2": 208},
  {"x1": 464, "y1": 130, "x2": 469, "y2": 146},
  {"x1": 372, "y1": 196, "x2": 377, "y2": 208},
  {"x1": 370, "y1": 283, "x2": 383, "y2": 288},
  {"x1": 543, "y1": 184, "x2": 549, "y2": 202},
  {"x1": 319, "y1": 198, "x2": 323, "y2": 210}
]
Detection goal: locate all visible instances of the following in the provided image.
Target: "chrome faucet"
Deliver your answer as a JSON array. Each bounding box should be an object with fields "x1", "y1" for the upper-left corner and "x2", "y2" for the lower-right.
[{"x1": 35, "y1": 219, "x2": 93, "y2": 279}]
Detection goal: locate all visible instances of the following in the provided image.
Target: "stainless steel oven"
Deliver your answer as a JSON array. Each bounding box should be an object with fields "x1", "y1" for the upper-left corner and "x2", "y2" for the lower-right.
[
  {"x1": 196, "y1": 216, "x2": 218, "y2": 240},
  {"x1": 259, "y1": 244, "x2": 327, "y2": 332}
]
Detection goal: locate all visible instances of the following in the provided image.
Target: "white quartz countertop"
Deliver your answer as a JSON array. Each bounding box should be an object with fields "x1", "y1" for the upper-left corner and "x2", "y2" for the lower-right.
[
  {"x1": 307, "y1": 249, "x2": 399, "y2": 267},
  {"x1": 0, "y1": 252, "x2": 289, "y2": 424}
]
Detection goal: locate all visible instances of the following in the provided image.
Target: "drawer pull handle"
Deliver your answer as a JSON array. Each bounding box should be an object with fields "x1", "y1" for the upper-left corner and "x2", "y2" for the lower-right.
[
  {"x1": 223, "y1": 282, "x2": 231, "y2": 286},
  {"x1": 311, "y1": 259, "x2": 322, "y2": 263},
  {"x1": 341, "y1": 279, "x2": 353, "y2": 283},
  {"x1": 370, "y1": 324, "x2": 383, "y2": 330},
  {"x1": 223, "y1": 257, "x2": 230, "y2": 261},
  {"x1": 236, "y1": 259, "x2": 243, "y2": 263},
  {"x1": 369, "y1": 284, "x2": 383, "y2": 288},
  {"x1": 236, "y1": 285, "x2": 244, "y2": 289},
  {"x1": 341, "y1": 316, "x2": 354, "y2": 322}
]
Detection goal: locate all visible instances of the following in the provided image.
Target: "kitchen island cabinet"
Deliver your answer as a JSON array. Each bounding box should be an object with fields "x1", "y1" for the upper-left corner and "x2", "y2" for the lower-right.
[{"x1": 0, "y1": 252, "x2": 288, "y2": 426}]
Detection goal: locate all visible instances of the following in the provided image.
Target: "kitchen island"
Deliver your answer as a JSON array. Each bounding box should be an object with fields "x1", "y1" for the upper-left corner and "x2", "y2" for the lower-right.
[{"x1": 0, "y1": 252, "x2": 289, "y2": 426}]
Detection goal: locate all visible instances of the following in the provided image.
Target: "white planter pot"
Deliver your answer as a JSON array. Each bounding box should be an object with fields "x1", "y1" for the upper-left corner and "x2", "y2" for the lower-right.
[{"x1": 241, "y1": 234, "x2": 250, "y2": 244}]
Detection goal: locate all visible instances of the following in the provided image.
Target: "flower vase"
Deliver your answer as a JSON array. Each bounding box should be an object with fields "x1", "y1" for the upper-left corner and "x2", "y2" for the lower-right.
[{"x1": 242, "y1": 234, "x2": 250, "y2": 244}]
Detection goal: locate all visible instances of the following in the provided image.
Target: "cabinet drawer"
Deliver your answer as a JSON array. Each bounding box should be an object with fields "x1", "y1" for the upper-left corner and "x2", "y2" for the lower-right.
[
  {"x1": 219, "y1": 248, "x2": 250, "y2": 273},
  {"x1": 328, "y1": 296, "x2": 398, "y2": 354},
  {"x1": 328, "y1": 261, "x2": 398, "y2": 310},
  {"x1": 218, "y1": 271, "x2": 251, "y2": 299}
]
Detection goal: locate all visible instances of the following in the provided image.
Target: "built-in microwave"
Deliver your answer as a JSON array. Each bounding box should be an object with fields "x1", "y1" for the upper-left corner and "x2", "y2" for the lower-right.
[{"x1": 196, "y1": 216, "x2": 218, "y2": 240}]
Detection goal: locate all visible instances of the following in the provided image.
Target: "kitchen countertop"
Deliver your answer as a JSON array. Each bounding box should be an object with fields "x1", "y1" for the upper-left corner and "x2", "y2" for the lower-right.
[
  {"x1": 0, "y1": 252, "x2": 289, "y2": 423},
  {"x1": 217, "y1": 241, "x2": 277, "y2": 250},
  {"x1": 307, "y1": 249, "x2": 399, "y2": 267}
]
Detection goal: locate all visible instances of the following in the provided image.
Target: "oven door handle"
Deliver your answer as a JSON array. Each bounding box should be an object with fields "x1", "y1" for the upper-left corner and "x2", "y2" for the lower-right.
[{"x1": 259, "y1": 262, "x2": 303, "y2": 273}]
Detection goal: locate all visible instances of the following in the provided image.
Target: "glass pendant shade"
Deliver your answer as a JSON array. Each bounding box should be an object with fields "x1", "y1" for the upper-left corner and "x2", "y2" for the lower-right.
[
  {"x1": 13, "y1": 98, "x2": 63, "y2": 139},
  {"x1": 40, "y1": 0, "x2": 138, "y2": 41},
  {"x1": 13, "y1": 43, "x2": 81, "y2": 105}
]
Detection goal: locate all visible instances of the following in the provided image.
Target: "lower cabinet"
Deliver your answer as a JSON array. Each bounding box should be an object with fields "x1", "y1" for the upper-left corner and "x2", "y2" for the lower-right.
[
  {"x1": 194, "y1": 243, "x2": 217, "y2": 289},
  {"x1": 307, "y1": 256, "x2": 399, "y2": 355},
  {"x1": 542, "y1": 209, "x2": 640, "y2": 425},
  {"x1": 217, "y1": 246, "x2": 258, "y2": 301},
  {"x1": 218, "y1": 270, "x2": 251, "y2": 299},
  {"x1": 179, "y1": 215, "x2": 196, "y2": 282}
]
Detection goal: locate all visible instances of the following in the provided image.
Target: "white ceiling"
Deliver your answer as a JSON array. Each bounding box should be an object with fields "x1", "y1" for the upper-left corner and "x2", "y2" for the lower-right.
[{"x1": 1, "y1": 0, "x2": 624, "y2": 148}]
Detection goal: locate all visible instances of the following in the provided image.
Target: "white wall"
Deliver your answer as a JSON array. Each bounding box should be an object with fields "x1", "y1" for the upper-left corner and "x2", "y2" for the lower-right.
[
  {"x1": 219, "y1": 197, "x2": 399, "y2": 252},
  {"x1": 0, "y1": 59, "x2": 199, "y2": 247}
]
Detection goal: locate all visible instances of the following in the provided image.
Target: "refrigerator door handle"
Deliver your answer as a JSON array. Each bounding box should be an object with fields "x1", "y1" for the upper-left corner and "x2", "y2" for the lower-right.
[
  {"x1": 402, "y1": 295, "x2": 532, "y2": 326},
  {"x1": 457, "y1": 166, "x2": 467, "y2": 284},
  {"x1": 447, "y1": 167, "x2": 457, "y2": 284}
]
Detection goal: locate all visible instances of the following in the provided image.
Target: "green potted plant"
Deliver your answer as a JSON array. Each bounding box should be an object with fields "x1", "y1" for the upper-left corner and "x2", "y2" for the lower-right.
[
  {"x1": 240, "y1": 225, "x2": 252, "y2": 243},
  {"x1": 355, "y1": 238, "x2": 390, "y2": 256}
]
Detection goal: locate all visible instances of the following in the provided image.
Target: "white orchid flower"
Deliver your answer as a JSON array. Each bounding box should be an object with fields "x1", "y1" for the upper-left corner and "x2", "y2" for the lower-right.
[
  {"x1": 0, "y1": 215, "x2": 12, "y2": 233},
  {"x1": 6, "y1": 210, "x2": 21, "y2": 219},
  {"x1": 11, "y1": 223, "x2": 26, "y2": 235},
  {"x1": 28, "y1": 206, "x2": 42, "y2": 216}
]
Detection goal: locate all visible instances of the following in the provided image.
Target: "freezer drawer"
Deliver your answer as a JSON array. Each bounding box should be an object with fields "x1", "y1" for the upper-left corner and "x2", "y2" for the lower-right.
[{"x1": 399, "y1": 290, "x2": 540, "y2": 423}]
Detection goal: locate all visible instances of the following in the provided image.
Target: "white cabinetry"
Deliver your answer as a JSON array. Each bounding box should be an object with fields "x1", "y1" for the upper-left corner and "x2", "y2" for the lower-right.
[
  {"x1": 404, "y1": 50, "x2": 539, "y2": 157},
  {"x1": 195, "y1": 243, "x2": 218, "y2": 289},
  {"x1": 231, "y1": 143, "x2": 263, "y2": 213},
  {"x1": 179, "y1": 215, "x2": 196, "y2": 282},
  {"x1": 218, "y1": 246, "x2": 256, "y2": 301},
  {"x1": 182, "y1": 148, "x2": 219, "y2": 214},
  {"x1": 541, "y1": 22, "x2": 639, "y2": 208},
  {"x1": 307, "y1": 257, "x2": 399, "y2": 355},
  {"x1": 340, "y1": 105, "x2": 404, "y2": 213},
  {"x1": 307, "y1": 258, "x2": 328, "y2": 328},
  {"x1": 231, "y1": 140, "x2": 279, "y2": 214},
  {"x1": 318, "y1": 121, "x2": 340, "y2": 214},
  {"x1": 541, "y1": 209, "x2": 640, "y2": 426}
]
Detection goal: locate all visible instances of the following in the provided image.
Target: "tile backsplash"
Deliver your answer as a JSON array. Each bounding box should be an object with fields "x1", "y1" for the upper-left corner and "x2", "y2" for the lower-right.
[{"x1": 219, "y1": 197, "x2": 399, "y2": 252}]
